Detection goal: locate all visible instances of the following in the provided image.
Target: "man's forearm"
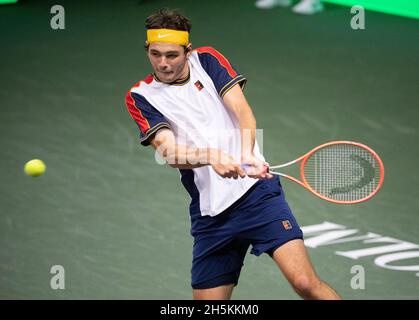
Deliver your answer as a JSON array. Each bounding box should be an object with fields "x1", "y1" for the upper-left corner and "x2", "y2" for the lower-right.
[
  {"x1": 158, "y1": 144, "x2": 220, "y2": 169},
  {"x1": 221, "y1": 83, "x2": 257, "y2": 162},
  {"x1": 239, "y1": 113, "x2": 257, "y2": 162}
]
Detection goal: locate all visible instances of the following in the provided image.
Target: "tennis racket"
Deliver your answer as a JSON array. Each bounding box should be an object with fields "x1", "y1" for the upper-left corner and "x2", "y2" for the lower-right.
[{"x1": 250, "y1": 141, "x2": 384, "y2": 204}]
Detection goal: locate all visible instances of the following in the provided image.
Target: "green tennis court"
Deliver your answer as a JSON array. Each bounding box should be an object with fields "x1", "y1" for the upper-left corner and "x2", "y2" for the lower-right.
[{"x1": 1, "y1": 0, "x2": 418, "y2": 299}]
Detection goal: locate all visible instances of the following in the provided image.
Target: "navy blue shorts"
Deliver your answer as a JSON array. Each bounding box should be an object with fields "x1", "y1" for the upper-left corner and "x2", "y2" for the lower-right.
[{"x1": 191, "y1": 176, "x2": 304, "y2": 289}]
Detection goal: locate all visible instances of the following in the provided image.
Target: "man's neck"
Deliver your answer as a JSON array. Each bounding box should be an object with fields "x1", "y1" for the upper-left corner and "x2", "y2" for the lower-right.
[{"x1": 176, "y1": 62, "x2": 190, "y2": 82}]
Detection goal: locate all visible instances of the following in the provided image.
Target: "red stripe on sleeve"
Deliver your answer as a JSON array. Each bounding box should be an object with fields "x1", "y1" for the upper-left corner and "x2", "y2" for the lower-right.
[
  {"x1": 125, "y1": 82, "x2": 150, "y2": 133},
  {"x1": 196, "y1": 46, "x2": 237, "y2": 78}
]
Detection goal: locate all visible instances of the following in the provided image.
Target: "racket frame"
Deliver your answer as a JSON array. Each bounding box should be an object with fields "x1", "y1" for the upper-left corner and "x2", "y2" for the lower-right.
[{"x1": 269, "y1": 141, "x2": 385, "y2": 204}]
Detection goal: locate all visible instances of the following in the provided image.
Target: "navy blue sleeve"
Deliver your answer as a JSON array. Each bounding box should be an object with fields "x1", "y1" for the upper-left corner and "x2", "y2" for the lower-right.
[
  {"x1": 196, "y1": 46, "x2": 247, "y2": 97},
  {"x1": 125, "y1": 91, "x2": 172, "y2": 146}
]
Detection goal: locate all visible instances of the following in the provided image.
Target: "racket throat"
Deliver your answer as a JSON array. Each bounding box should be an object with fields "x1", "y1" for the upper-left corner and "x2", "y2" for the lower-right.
[{"x1": 270, "y1": 172, "x2": 308, "y2": 189}]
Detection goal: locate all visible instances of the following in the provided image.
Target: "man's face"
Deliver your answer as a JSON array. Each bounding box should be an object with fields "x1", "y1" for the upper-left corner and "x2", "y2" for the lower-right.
[{"x1": 147, "y1": 42, "x2": 190, "y2": 84}]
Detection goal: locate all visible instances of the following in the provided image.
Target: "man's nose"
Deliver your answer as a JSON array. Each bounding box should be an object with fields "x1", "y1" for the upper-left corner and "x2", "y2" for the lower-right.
[{"x1": 158, "y1": 57, "x2": 169, "y2": 69}]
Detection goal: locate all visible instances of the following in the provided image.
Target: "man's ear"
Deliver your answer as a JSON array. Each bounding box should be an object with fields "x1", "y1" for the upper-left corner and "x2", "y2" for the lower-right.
[{"x1": 185, "y1": 43, "x2": 193, "y2": 57}]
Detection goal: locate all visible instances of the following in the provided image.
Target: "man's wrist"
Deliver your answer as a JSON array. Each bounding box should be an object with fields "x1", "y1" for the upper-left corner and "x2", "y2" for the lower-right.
[{"x1": 241, "y1": 153, "x2": 255, "y2": 164}]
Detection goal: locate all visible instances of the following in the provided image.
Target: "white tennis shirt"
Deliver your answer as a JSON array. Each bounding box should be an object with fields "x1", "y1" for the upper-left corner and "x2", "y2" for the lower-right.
[{"x1": 126, "y1": 47, "x2": 265, "y2": 217}]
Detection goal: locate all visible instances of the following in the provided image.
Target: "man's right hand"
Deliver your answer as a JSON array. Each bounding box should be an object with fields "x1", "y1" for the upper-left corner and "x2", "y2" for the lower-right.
[
  {"x1": 241, "y1": 155, "x2": 273, "y2": 179},
  {"x1": 210, "y1": 150, "x2": 247, "y2": 179}
]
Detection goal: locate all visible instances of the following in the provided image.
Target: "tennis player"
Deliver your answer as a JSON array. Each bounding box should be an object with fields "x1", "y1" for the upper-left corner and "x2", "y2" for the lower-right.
[{"x1": 125, "y1": 8, "x2": 341, "y2": 300}]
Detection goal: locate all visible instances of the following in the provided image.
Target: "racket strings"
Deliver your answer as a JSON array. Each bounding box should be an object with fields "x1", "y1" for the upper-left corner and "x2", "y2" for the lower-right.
[{"x1": 304, "y1": 144, "x2": 381, "y2": 202}]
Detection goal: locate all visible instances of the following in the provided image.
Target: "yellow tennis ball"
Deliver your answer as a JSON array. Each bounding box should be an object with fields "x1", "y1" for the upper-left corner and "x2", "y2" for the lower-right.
[{"x1": 24, "y1": 159, "x2": 46, "y2": 177}]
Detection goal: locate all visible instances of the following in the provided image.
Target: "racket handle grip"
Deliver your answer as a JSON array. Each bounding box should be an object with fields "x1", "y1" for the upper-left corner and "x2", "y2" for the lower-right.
[
  {"x1": 240, "y1": 164, "x2": 250, "y2": 174},
  {"x1": 241, "y1": 164, "x2": 270, "y2": 173}
]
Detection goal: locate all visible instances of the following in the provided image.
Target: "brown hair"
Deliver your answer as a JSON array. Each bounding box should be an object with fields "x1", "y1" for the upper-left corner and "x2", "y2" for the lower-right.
[{"x1": 145, "y1": 8, "x2": 192, "y2": 32}]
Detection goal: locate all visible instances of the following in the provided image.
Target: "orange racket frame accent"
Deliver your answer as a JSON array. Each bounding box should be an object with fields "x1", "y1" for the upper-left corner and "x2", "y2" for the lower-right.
[{"x1": 269, "y1": 141, "x2": 385, "y2": 204}]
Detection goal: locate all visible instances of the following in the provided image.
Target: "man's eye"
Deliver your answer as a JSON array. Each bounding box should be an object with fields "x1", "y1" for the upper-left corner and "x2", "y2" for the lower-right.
[{"x1": 167, "y1": 55, "x2": 178, "y2": 59}]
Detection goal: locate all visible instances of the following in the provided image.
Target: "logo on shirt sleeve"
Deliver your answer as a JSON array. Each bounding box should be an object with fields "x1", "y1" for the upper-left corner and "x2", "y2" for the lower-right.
[
  {"x1": 194, "y1": 80, "x2": 204, "y2": 91},
  {"x1": 282, "y1": 220, "x2": 293, "y2": 230}
]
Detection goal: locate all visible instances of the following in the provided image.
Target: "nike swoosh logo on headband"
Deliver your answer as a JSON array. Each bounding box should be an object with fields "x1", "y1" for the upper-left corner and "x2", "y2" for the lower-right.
[{"x1": 157, "y1": 33, "x2": 172, "y2": 39}]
